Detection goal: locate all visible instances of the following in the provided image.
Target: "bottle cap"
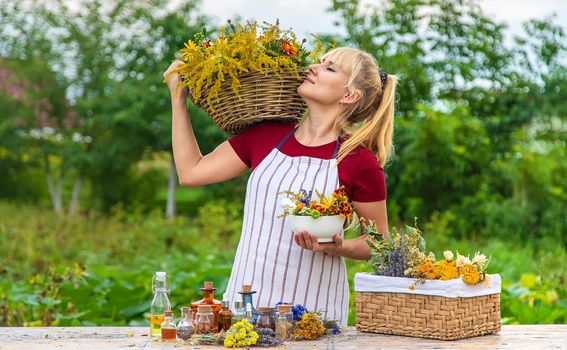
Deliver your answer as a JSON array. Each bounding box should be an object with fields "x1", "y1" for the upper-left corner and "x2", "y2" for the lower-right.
[
  {"x1": 277, "y1": 304, "x2": 292, "y2": 313},
  {"x1": 242, "y1": 284, "x2": 252, "y2": 293},
  {"x1": 204, "y1": 281, "x2": 214, "y2": 289},
  {"x1": 155, "y1": 271, "x2": 166, "y2": 281},
  {"x1": 198, "y1": 305, "x2": 213, "y2": 313},
  {"x1": 164, "y1": 310, "x2": 173, "y2": 316},
  {"x1": 259, "y1": 307, "x2": 274, "y2": 313}
]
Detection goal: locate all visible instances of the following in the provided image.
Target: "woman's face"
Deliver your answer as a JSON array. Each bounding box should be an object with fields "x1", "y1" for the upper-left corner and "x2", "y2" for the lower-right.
[{"x1": 297, "y1": 58, "x2": 351, "y2": 106}]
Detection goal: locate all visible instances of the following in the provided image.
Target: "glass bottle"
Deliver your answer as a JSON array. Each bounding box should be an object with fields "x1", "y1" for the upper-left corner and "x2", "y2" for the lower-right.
[
  {"x1": 245, "y1": 303, "x2": 255, "y2": 324},
  {"x1": 150, "y1": 271, "x2": 171, "y2": 337},
  {"x1": 190, "y1": 281, "x2": 222, "y2": 332},
  {"x1": 257, "y1": 307, "x2": 275, "y2": 330},
  {"x1": 195, "y1": 305, "x2": 214, "y2": 334},
  {"x1": 238, "y1": 284, "x2": 259, "y2": 324},
  {"x1": 176, "y1": 306, "x2": 194, "y2": 341},
  {"x1": 160, "y1": 310, "x2": 177, "y2": 341},
  {"x1": 275, "y1": 304, "x2": 293, "y2": 340},
  {"x1": 232, "y1": 301, "x2": 245, "y2": 324},
  {"x1": 218, "y1": 300, "x2": 233, "y2": 331}
]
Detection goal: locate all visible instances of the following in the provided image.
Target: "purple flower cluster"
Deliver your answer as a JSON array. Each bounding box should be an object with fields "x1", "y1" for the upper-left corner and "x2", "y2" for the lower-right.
[{"x1": 291, "y1": 304, "x2": 307, "y2": 321}]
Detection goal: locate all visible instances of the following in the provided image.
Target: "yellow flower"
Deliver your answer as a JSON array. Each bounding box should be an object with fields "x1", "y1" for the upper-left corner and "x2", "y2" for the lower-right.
[{"x1": 460, "y1": 263, "x2": 481, "y2": 285}]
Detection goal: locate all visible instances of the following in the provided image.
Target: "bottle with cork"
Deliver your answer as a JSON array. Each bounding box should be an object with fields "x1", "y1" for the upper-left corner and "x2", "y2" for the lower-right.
[
  {"x1": 218, "y1": 300, "x2": 233, "y2": 331},
  {"x1": 160, "y1": 310, "x2": 177, "y2": 341},
  {"x1": 190, "y1": 281, "x2": 222, "y2": 332},
  {"x1": 238, "y1": 284, "x2": 260, "y2": 324}
]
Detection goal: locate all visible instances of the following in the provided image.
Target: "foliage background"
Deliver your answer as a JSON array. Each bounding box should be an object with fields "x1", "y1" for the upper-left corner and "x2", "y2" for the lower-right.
[{"x1": 0, "y1": 0, "x2": 566, "y2": 326}]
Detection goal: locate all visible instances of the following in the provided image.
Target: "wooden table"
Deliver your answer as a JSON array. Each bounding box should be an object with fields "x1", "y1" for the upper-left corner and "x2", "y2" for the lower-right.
[{"x1": 0, "y1": 325, "x2": 565, "y2": 349}]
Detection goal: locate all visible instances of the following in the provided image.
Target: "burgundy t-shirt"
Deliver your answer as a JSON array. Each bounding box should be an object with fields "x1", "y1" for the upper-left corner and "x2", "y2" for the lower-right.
[{"x1": 228, "y1": 122, "x2": 386, "y2": 202}]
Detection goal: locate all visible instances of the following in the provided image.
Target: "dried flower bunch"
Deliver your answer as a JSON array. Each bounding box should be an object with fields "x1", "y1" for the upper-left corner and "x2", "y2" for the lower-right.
[
  {"x1": 280, "y1": 186, "x2": 354, "y2": 220},
  {"x1": 363, "y1": 219, "x2": 491, "y2": 286},
  {"x1": 174, "y1": 19, "x2": 325, "y2": 107},
  {"x1": 223, "y1": 319, "x2": 259, "y2": 348}
]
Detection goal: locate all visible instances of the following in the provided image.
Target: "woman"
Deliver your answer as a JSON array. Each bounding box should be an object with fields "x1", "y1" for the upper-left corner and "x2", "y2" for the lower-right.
[{"x1": 163, "y1": 47, "x2": 396, "y2": 325}]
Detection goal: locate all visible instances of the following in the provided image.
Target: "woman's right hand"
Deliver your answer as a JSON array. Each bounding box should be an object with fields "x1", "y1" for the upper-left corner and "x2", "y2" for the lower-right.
[{"x1": 163, "y1": 60, "x2": 188, "y2": 101}]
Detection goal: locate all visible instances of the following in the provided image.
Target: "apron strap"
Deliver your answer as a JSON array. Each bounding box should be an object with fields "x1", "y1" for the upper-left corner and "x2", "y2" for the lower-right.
[
  {"x1": 275, "y1": 126, "x2": 299, "y2": 150},
  {"x1": 332, "y1": 139, "x2": 340, "y2": 159}
]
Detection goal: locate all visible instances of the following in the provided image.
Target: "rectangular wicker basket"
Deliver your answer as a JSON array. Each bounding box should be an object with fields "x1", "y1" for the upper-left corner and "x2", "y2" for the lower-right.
[{"x1": 354, "y1": 273, "x2": 501, "y2": 340}]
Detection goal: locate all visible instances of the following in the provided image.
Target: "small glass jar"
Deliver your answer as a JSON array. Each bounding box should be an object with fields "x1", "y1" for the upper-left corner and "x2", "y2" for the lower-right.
[
  {"x1": 160, "y1": 310, "x2": 177, "y2": 341},
  {"x1": 275, "y1": 304, "x2": 293, "y2": 340},
  {"x1": 176, "y1": 306, "x2": 194, "y2": 341},
  {"x1": 195, "y1": 305, "x2": 214, "y2": 334},
  {"x1": 257, "y1": 307, "x2": 275, "y2": 330}
]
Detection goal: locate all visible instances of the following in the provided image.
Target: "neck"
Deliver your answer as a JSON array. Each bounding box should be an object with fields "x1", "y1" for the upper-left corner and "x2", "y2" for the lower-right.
[{"x1": 296, "y1": 103, "x2": 343, "y2": 146}]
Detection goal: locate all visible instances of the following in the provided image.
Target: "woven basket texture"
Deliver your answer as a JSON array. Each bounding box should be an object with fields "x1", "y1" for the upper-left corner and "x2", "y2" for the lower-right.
[
  {"x1": 356, "y1": 291, "x2": 501, "y2": 340},
  {"x1": 192, "y1": 70, "x2": 307, "y2": 134}
]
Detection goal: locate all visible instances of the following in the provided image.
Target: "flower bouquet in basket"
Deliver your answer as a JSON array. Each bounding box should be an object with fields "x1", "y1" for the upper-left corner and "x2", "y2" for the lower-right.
[
  {"x1": 173, "y1": 20, "x2": 326, "y2": 134},
  {"x1": 354, "y1": 219, "x2": 502, "y2": 340},
  {"x1": 279, "y1": 186, "x2": 353, "y2": 243}
]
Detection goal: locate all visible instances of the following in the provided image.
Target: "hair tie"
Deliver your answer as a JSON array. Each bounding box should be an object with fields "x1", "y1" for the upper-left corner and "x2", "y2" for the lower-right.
[{"x1": 379, "y1": 68, "x2": 388, "y2": 88}]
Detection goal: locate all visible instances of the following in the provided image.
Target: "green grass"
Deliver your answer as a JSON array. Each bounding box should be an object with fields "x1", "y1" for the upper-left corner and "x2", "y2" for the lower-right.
[{"x1": 1, "y1": 200, "x2": 565, "y2": 326}]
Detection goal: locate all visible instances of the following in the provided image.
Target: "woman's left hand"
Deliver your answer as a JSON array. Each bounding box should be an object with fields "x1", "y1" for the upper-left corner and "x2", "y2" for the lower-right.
[{"x1": 294, "y1": 231, "x2": 343, "y2": 256}]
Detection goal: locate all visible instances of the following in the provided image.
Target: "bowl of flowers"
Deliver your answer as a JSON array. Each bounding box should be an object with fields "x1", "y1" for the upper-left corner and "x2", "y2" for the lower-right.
[
  {"x1": 279, "y1": 186, "x2": 354, "y2": 243},
  {"x1": 172, "y1": 20, "x2": 326, "y2": 134}
]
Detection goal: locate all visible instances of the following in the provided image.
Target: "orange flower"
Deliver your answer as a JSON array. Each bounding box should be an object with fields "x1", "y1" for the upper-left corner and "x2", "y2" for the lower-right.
[
  {"x1": 279, "y1": 40, "x2": 296, "y2": 55},
  {"x1": 200, "y1": 39, "x2": 212, "y2": 47}
]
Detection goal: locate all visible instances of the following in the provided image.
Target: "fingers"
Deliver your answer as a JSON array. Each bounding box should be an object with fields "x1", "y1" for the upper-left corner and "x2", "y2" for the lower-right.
[
  {"x1": 294, "y1": 231, "x2": 318, "y2": 251},
  {"x1": 162, "y1": 60, "x2": 185, "y2": 80}
]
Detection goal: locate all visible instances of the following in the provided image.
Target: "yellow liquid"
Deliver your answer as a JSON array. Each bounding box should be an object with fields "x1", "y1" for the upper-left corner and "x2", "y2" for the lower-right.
[{"x1": 150, "y1": 314, "x2": 164, "y2": 337}]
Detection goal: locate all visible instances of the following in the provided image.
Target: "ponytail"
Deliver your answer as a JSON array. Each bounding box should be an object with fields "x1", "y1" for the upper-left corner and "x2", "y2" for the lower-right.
[{"x1": 337, "y1": 74, "x2": 397, "y2": 166}]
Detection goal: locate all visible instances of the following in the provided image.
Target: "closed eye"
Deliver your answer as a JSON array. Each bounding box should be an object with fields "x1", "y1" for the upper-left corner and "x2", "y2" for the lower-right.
[{"x1": 326, "y1": 67, "x2": 335, "y2": 72}]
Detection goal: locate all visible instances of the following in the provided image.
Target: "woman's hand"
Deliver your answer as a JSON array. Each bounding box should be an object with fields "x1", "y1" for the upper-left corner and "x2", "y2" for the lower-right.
[
  {"x1": 294, "y1": 231, "x2": 343, "y2": 256},
  {"x1": 163, "y1": 60, "x2": 188, "y2": 101}
]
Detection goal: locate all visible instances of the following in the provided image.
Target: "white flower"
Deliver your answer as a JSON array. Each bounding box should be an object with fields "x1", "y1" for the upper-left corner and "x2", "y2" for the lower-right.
[
  {"x1": 280, "y1": 197, "x2": 295, "y2": 209},
  {"x1": 84, "y1": 136, "x2": 92, "y2": 143},
  {"x1": 72, "y1": 132, "x2": 82, "y2": 143},
  {"x1": 456, "y1": 252, "x2": 471, "y2": 267},
  {"x1": 30, "y1": 129, "x2": 42, "y2": 139},
  {"x1": 472, "y1": 251, "x2": 487, "y2": 267},
  {"x1": 443, "y1": 250, "x2": 454, "y2": 261},
  {"x1": 42, "y1": 127, "x2": 55, "y2": 135}
]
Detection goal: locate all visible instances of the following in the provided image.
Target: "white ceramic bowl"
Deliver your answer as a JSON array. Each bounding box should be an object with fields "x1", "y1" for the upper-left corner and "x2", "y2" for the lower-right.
[{"x1": 289, "y1": 214, "x2": 345, "y2": 243}]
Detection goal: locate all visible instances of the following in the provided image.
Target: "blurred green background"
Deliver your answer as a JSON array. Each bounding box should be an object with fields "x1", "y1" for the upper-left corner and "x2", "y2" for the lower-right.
[{"x1": 1, "y1": 0, "x2": 566, "y2": 326}]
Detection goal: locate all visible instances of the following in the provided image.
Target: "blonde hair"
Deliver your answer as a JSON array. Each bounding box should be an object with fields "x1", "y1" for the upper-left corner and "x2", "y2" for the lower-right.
[{"x1": 321, "y1": 47, "x2": 398, "y2": 166}]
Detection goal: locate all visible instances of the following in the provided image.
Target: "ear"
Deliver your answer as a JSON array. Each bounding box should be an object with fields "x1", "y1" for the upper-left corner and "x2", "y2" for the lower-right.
[{"x1": 340, "y1": 89, "x2": 362, "y2": 106}]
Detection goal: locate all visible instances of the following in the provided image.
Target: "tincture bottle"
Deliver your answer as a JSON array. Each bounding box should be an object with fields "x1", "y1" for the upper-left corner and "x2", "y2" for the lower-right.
[
  {"x1": 160, "y1": 310, "x2": 177, "y2": 341},
  {"x1": 150, "y1": 271, "x2": 171, "y2": 337},
  {"x1": 176, "y1": 306, "x2": 194, "y2": 341},
  {"x1": 238, "y1": 284, "x2": 259, "y2": 324},
  {"x1": 232, "y1": 301, "x2": 245, "y2": 324},
  {"x1": 190, "y1": 281, "x2": 222, "y2": 332},
  {"x1": 218, "y1": 300, "x2": 233, "y2": 331}
]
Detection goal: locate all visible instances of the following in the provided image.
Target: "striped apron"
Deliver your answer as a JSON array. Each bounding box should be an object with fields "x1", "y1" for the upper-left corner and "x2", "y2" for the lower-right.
[{"x1": 223, "y1": 127, "x2": 350, "y2": 326}]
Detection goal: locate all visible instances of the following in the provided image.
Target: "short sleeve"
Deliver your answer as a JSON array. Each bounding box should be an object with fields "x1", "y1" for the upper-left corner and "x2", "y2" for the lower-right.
[
  {"x1": 351, "y1": 165, "x2": 387, "y2": 202},
  {"x1": 228, "y1": 127, "x2": 254, "y2": 167}
]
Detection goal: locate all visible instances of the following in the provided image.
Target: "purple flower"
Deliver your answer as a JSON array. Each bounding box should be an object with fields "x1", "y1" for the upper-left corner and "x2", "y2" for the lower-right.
[
  {"x1": 292, "y1": 304, "x2": 307, "y2": 321},
  {"x1": 331, "y1": 325, "x2": 341, "y2": 335}
]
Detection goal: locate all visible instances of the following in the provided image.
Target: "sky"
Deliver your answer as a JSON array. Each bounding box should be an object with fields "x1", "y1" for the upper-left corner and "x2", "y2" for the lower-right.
[{"x1": 193, "y1": 0, "x2": 567, "y2": 42}]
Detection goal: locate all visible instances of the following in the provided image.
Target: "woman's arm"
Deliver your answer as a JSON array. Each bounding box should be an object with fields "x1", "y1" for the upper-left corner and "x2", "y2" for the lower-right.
[
  {"x1": 294, "y1": 199, "x2": 388, "y2": 260},
  {"x1": 164, "y1": 61, "x2": 248, "y2": 186}
]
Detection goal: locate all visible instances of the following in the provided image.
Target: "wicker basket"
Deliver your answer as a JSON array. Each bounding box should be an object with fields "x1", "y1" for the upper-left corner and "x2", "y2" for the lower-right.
[
  {"x1": 355, "y1": 273, "x2": 501, "y2": 340},
  {"x1": 191, "y1": 70, "x2": 307, "y2": 134}
]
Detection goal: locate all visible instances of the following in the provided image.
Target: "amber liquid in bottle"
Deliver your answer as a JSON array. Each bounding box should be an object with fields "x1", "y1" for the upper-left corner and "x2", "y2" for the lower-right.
[
  {"x1": 161, "y1": 327, "x2": 177, "y2": 341},
  {"x1": 191, "y1": 281, "x2": 222, "y2": 332}
]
